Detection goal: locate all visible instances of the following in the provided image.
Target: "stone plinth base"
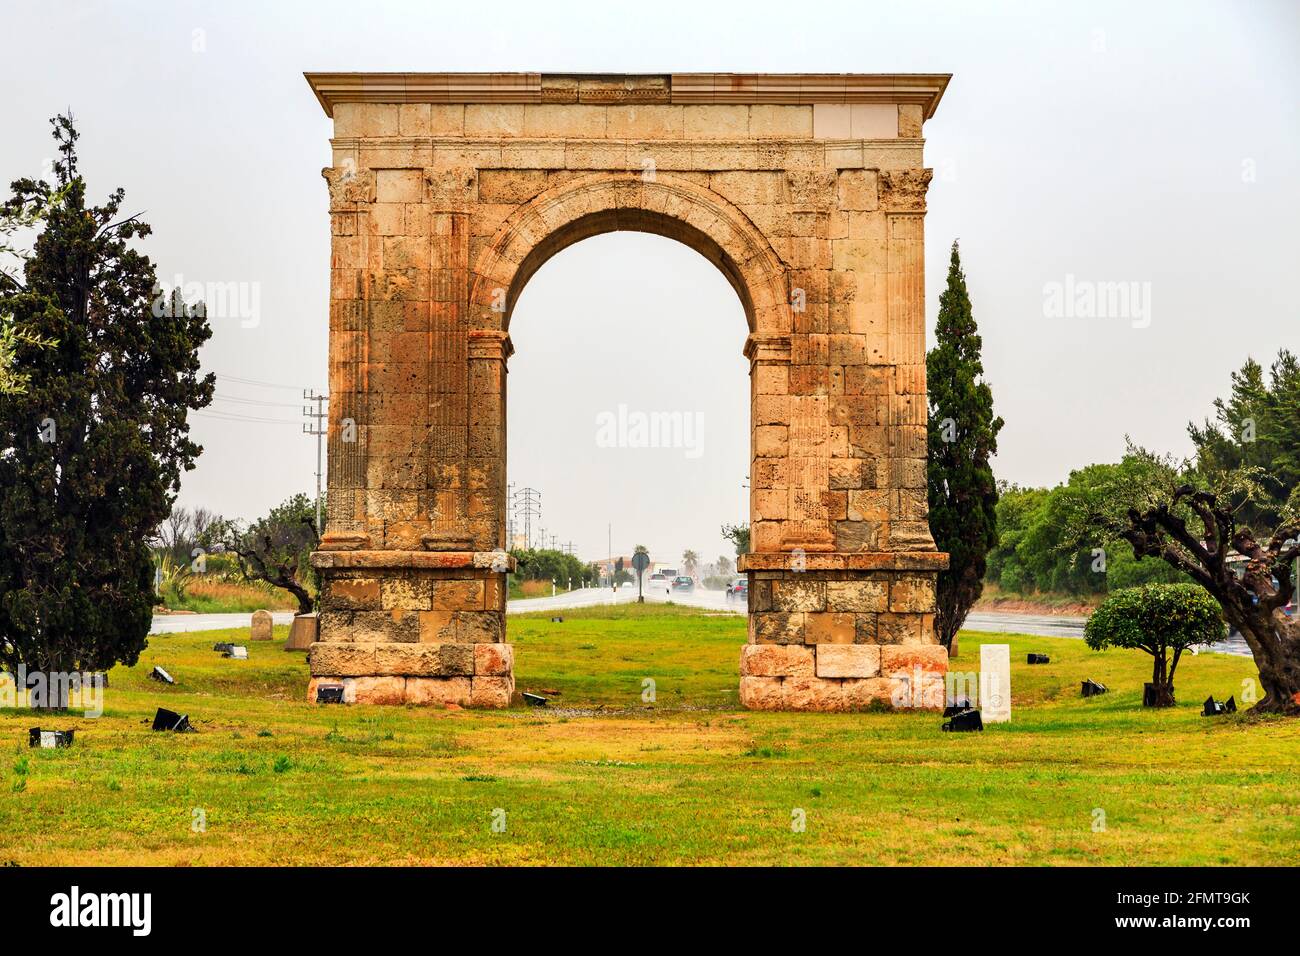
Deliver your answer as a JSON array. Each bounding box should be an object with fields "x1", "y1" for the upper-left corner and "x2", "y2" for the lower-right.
[
  {"x1": 307, "y1": 673, "x2": 514, "y2": 707},
  {"x1": 285, "y1": 612, "x2": 318, "y2": 651},
  {"x1": 308, "y1": 550, "x2": 514, "y2": 707},
  {"x1": 736, "y1": 553, "x2": 948, "y2": 712},
  {"x1": 307, "y1": 642, "x2": 514, "y2": 707}
]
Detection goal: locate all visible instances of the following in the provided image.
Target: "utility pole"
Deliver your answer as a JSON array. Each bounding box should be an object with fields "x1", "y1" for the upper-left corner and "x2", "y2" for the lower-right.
[
  {"x1": 514, "y1": 487, "x2": 541, "y2": 550},
  {"x1": 506, "y1": 480, "x2": 515, "y2": 548},
  {"x1": 303, "y1": 390, "x2": 328, "y2": 534}
]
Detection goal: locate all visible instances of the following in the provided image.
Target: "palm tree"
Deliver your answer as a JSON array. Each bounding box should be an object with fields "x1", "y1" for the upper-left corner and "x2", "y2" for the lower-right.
[{"x1": 682, "y1": 550, "x2": 699, "y2": 577}]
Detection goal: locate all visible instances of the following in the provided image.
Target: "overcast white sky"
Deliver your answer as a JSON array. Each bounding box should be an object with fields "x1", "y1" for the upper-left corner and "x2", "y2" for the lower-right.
[{"x1": 2, "y1": 0, "x2": 1296, "y2": 566}]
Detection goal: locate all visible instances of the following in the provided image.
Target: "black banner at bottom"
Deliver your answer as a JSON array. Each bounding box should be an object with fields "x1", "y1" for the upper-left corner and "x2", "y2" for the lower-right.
[{"x1": 0, "y1": 866, "x2": 1276, "y2": 941}]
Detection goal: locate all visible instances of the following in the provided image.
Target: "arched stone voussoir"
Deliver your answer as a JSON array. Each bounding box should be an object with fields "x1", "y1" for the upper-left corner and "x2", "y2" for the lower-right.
[{"x1": 470, "y1": 171, "x2": 789, "y2": 334}]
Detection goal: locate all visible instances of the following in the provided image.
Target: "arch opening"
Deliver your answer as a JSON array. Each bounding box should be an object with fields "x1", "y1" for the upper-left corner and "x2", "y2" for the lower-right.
[
  {"x1": 505, "y1": 228, "x2": 752, "y2": 579},
  {"x1": 505, "y1": 208, "x2": 758, "y2": 333}
]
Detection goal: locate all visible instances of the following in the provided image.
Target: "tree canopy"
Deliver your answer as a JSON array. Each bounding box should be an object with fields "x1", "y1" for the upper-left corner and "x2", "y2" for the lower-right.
[
  {"x1": 1084, "y1": 582, "x2": 1224, "y2": 706},
  {"x1": 0, "y1": 116, "x2": 213, "y2": 696}
]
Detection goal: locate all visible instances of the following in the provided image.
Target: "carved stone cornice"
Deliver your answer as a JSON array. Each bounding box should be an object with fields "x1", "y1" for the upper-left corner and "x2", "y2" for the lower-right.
[
  {"x1": 878, "y1": 168, "x2": 933, "y2": 214},
  {"x1": 311, "y1": 549, "x2": 516, "y2": 571},
  {"x1": 737, "y1": 551, "x2": 949, "y2": 572},
  {"x1": 306, "y1": 72, "x2": 951, "y2": 118}
]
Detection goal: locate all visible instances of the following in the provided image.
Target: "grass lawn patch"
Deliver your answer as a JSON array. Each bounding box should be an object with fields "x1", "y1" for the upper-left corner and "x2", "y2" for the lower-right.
[{"x1": 1, "y1": 604, "x2": 1296, "y2": 865}]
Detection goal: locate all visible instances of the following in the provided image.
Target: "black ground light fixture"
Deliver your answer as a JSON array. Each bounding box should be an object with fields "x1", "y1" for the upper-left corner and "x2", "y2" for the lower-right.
[
  {"x1": 1027, "y1": 653, "x2": 1050, "y2": 664},
  {"x1": 941, "y1": 708, "x2": 984, "y2": 732},
  {"x1": 1202, "y1": 695, "x2": 1237, "y2": 717},
  {"x1": 315, "y1": 683, "x2": 345, "y2": 704},
  {"x1": 943, "y1": 698, "x2": 973, "y2": 717},
  {"x1": 28, "y1": 728, "x2": 75, "y2": 748},
  {"x1": 150, "y1": 666, "x2": 175, "y2": 684},
  {"x1": 152, "y1": 708, "x2": 195, "y2": 732},
  {"x1": 1081, "y1": 679, "x2": 1108, "y2": 697},
  {"x1": 522, "y1": 692, "x2": 548, "y2": 706}
]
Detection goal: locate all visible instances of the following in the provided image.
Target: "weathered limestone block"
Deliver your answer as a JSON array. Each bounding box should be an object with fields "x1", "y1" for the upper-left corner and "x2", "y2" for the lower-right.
[
  {"x1": 405, "y1": 676, "x2": 472, "y2": 707},
  {"x1": 431, "y1": 579, "x2": 486, "y2": 610},
  {"x1": 739, "y1": 643, "x2": 814, "y2": 677},
  {"x1": 815, "y1": 644, "x2": 881, "y2": 678},
  {"x1": 469, "y1": 675, "x2": 514, "y2": 708},
  {"x1": 842, "y1": 677, "x2": 895, "y2": 709},
  {"x1": 770, "y1": 579, "x2": 826, "y2": 613},
  {"x1": 739, "y1": 676, "x2": 783, "y2": 710},
  {"x1": 783, "y1": 675, "x2": 846, "y2": 711},
  {"x1": 890, "y1": 573, "x2": 937, "y2": 612},
  {"x1": 826, "y1": 579, "x2": 887, "y2": 612},
  {"x1": 473, "y1": 642, "x2": 514, "y2": 676},
  {"x1": 749, "y1": 611, "x2": 806, "y2": 645},
  {"x1": 881, "y1": 644, "x2": 948, "y2": 677},
  {"x1": 803, "y1": 612, "x2": 855, "y2": 644},
  {"x1": 309, "y1": 642, "x2": 376, "y2": 676},
  {"x1": 351, "y1": 676, "x2": 406, "y2": 706},
  {"x1": 325, "y1": 578, "x2": 380, "y2": 609}
]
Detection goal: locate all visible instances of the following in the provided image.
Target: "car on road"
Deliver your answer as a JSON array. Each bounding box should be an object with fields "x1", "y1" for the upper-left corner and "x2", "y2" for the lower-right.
[
  {"x1": 647, "y1": 572, "x2": 669, "y2": 592},
  {"x1": 726, "y1": 578, "x2": 747, "y2": 601},
  {"x1": 671, "y1": 575, "x2": 695, "y2": 593}
]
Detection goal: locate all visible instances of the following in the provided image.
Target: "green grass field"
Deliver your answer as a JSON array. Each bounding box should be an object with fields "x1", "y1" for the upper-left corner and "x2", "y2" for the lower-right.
[{"x1": 2, "y1": 603, "x2": 1297, "y2": 866}]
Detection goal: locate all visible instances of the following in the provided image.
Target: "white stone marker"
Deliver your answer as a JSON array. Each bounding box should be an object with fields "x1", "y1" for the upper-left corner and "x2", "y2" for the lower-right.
[{"x1": 980, "y1": 643, "x2": 1011, "y2": 723}]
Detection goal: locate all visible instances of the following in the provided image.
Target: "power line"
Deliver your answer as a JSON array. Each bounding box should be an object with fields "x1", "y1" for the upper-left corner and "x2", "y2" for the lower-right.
[
  {"x1": 213, "y1": 372, "x2": 310, "y2": 391},
  {"x1": 193, "y1": 411, "x2": 299, "y2": 425},
  {"x1": 213, "y1": 393, "x2": 303, "y2": 409}
]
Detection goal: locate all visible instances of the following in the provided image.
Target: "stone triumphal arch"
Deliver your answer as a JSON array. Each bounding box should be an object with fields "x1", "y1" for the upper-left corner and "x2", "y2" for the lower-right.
[{"x1": 305, "y1": 72, "x2": 952, "y2": 711}]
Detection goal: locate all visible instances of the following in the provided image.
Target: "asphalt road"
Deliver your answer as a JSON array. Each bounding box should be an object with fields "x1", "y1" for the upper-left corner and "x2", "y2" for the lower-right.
[
  {"x1": 506, "y1": 584, "x2": 741, "y2": 615},
  {"x1": 150, "y1": 611, "x2": 295, "y2": 634}
]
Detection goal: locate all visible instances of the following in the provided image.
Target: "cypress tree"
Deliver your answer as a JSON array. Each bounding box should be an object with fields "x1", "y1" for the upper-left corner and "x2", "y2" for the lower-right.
[
  {"x1": 926, "y1": 241, "x2": 1003, "y2": 650},
  {"x1": 0, "y1": 115, "x2": 213, "y2": 705}
]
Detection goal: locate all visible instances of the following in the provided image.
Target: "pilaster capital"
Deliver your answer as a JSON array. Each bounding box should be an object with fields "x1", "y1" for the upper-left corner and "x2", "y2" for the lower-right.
[
  {"x1": 743, "y1": 333, "x2": 792, "y2": 364},
  {"x1": 467, "y1": 329, "x2": 514, "y2": 361},
  {"x1": 322, "y1": 166, "x2": 376, "y2": 210},
  {"x1": 878, "y1": 168, "x2": 933, "y2": 214}
]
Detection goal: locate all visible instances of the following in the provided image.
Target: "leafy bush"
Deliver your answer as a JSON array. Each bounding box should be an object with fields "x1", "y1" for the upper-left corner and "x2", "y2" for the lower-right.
[{"x1": 1084, "y1": 583, "x2": 1224, "y2": 706}]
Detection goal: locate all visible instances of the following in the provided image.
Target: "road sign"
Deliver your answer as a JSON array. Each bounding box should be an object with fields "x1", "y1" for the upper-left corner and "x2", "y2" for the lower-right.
[{"x1": 631, "y1": 551, "x2": 650, "y2": 603}]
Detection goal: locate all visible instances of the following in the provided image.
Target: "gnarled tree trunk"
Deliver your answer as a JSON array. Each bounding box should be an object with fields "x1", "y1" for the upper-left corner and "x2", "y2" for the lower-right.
[{"x1": 1222, "y1": 598, "x2": 1300, "y2": 714}]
